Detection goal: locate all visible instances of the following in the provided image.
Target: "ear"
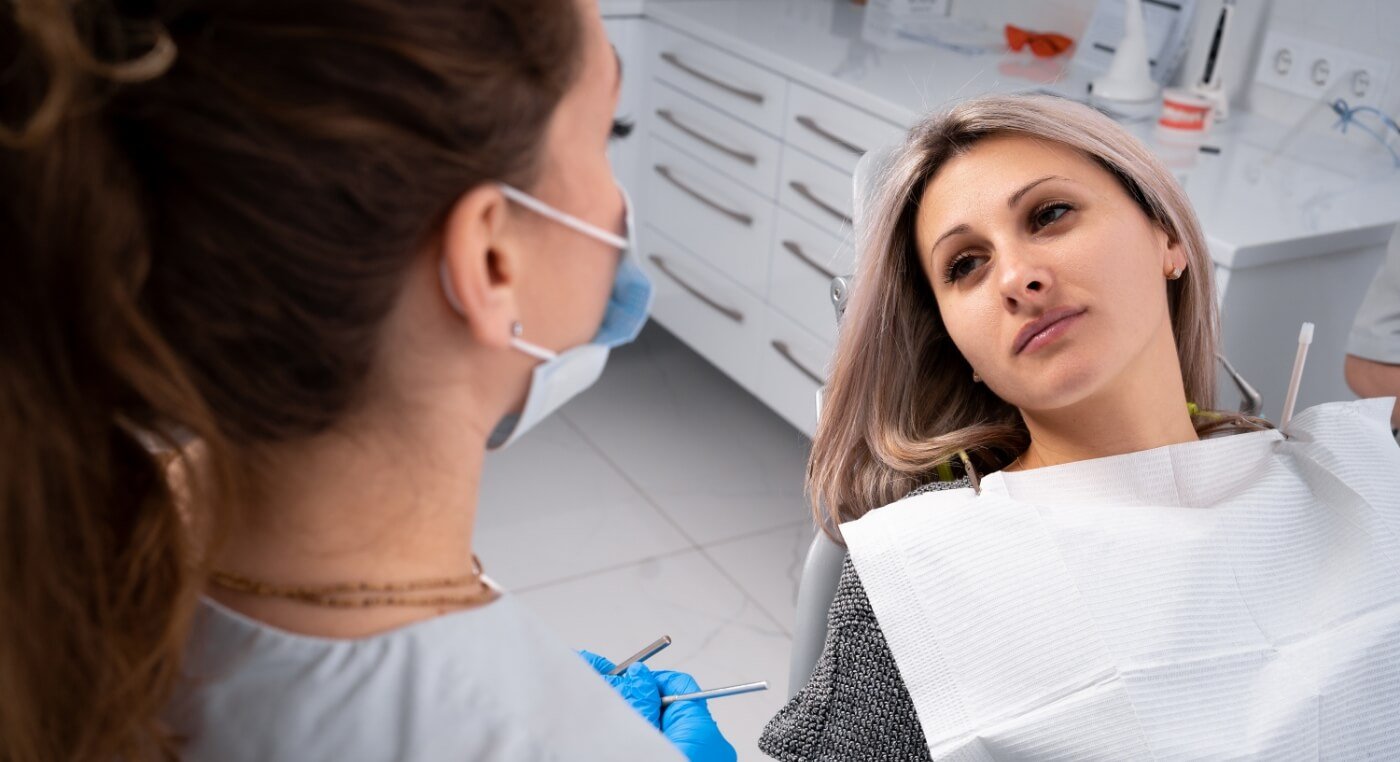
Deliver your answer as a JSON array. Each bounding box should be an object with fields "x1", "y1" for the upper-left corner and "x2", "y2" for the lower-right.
[
  {"x1": 439, "y1": 184, "x2": 523, "y2": 350},
  {"x1": 1155, "y1": 223, "x2": 1186, "y2": 277}
]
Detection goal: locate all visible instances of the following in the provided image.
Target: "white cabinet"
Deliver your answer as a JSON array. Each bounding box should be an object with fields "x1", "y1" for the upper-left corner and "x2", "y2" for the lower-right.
[
  {"x1": 650, "y1": 80, "x2": 783, "y2": 198},
  {"x1": 647, "y1": 23, "x2": 788, "y2": 135},
  {"x1": 633, "y1": 17, "x2": 905, "y2": 436},
  {"x1": 770, "y1": 211, "x2": 854, "y2": 347},
  {"x1": 643, "y1": 135, "x2": 776, "y2": 298},
  {"x1": 783, "y1": 82, "x2": 906, "y2": 177}
]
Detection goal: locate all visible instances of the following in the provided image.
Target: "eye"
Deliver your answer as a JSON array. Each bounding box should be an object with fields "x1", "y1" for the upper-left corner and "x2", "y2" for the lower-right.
[
  {"x1": 1032, "y1": 202, "x2": 1072, "y2": 230},
  {"x1": 943, "y1": 250, "x2": 986, "y2": 284},
  {"x1": 610, "y1": 117, "x2": 634, "y2": 141}
]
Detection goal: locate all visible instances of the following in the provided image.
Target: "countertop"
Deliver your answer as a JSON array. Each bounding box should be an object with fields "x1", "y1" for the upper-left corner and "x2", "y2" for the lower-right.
[{"x1": 638, "y1": 0, "x2": 1400, "y2": 267}]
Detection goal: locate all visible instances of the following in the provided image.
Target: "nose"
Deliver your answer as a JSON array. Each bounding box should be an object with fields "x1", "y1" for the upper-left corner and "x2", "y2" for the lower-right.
[{"x1": 997, "y1": 248, "x2": 1054, "y2": 312}]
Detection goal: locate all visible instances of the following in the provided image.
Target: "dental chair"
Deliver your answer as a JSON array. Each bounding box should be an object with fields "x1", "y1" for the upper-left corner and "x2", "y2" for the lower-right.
[{"x1": 786, "y1": 147, "x2": 1266, "y2": 699}]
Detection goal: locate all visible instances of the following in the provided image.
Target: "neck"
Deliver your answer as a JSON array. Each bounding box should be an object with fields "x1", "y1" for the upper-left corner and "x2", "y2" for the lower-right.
[
  {"x1": 208, "y1": 398, "x2": 493, "y2": 637},
  {"x1": 1014, "y1": 325, "x2": 1199, "y2": 471}
]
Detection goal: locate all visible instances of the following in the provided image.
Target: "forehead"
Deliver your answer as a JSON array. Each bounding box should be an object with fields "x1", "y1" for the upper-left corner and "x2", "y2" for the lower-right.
[{"x1": 918, "y1": 135, "x2": 1106, "y2": 222}]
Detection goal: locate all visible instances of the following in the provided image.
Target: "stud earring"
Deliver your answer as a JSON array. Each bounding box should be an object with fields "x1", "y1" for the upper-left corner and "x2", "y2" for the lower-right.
[
  {"x1": 1168, "y1": 266, "x2": 1184, "y2": 280},
  {"x1": 511, "y1": 321, "x2": 524, "y2": 337},
  {"x1": 972, "y1": 371, "x2": 982, "y2": 383}
]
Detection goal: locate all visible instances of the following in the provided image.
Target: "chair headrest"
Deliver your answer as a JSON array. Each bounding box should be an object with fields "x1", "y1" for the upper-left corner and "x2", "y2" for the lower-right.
[{"x1": 851, "y1": 143, "x2": 900, "y2": 252}]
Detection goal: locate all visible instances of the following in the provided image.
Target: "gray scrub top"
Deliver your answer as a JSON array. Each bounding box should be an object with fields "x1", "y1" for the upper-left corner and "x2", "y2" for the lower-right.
[
  {"x1": 165, "y1": 590, "x2": 685, "y2": 761},
  {"x1": 1349, "y1": 225, "x2": 1400, "y2": 364}
]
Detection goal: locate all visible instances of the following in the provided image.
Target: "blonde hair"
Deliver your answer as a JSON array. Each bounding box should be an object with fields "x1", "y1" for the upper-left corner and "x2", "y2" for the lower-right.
[{"x1": 811, "y1": 94, "x2": 1267, "y2": 539}]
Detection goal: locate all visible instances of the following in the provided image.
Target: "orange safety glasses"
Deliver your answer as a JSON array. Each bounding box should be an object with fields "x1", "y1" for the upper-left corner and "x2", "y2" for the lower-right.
[{"x1": 1005, "y1": 25, "x2": 1074, "y2": 58}]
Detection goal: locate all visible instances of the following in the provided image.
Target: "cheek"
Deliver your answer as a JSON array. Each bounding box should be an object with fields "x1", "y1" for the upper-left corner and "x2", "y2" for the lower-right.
[{"x1": 937, "y1": 289, "x2": 1002, "y2": 370}]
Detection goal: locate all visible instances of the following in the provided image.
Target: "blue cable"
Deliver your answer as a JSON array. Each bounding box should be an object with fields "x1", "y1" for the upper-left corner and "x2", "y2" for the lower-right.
[{"x1": 1331, "y1": 98, "x2": 1400, "y2": 167}]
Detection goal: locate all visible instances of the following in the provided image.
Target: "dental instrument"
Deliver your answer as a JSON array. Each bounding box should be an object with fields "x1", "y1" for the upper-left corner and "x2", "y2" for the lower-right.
[
  {"x1": 1280, "y1": 322, "x2": 1314, "y2": 430},
  {"x1": 661, "y1": 681, "x2": 770, "y2": 706},
  {"x1": 608, "y1": 635, "x2": 672, "y2": 676},
  {"x1": 1191, "y1": 0, "x2": 1236, "y2": 120}
]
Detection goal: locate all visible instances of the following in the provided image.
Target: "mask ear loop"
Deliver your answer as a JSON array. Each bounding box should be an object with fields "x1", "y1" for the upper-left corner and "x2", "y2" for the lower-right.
[
  {"x1": 498, "y1": 184, "x2": 629, "y2": 250},
  {"x1": 509, "y1": 321, "x2": 557, "y2": 362}
]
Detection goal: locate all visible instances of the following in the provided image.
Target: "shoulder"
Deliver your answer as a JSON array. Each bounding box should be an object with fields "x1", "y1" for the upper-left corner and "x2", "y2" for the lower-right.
[
  {"x1": 839, "y1": 476, "x2": 978, "y2": 554},
  {"x1": 170, "y1": 596, "x2": 680, "y2": 762},
  {"x1": 760, "y1": 559, "x2": 932, "y2": 762}
]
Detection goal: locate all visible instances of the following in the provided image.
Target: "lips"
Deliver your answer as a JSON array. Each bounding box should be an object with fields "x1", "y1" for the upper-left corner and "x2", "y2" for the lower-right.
[{"x1": 1014, "y1": 306, "x2": 1086, "y2": 355}]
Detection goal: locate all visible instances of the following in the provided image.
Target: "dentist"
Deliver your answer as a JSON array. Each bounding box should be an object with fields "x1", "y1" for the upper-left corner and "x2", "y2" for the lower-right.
[{"x1": 0, "y1": 0, "x2": 733, "y2": 760}]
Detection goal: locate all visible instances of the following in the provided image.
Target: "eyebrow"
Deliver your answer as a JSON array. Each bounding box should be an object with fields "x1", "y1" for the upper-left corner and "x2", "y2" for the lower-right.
[{"x1": 928, "y1": 175, "x2": 1068, "y2": 257}]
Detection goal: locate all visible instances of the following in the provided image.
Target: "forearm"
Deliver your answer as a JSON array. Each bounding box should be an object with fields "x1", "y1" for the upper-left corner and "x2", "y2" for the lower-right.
[{"x1": 1344, "y1": 354, "x2": 1400, "y2": 428}]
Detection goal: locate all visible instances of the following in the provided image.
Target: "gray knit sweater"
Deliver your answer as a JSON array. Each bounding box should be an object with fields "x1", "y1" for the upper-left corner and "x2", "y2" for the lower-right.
[{"x1": 759, "y1": 479, "x2": 971, "y2": 761}]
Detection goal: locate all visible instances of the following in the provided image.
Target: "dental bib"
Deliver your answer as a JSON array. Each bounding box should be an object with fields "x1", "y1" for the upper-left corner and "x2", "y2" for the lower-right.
[{"x1": 841, "y1": 398, "x2": 1400, "y2": 760}]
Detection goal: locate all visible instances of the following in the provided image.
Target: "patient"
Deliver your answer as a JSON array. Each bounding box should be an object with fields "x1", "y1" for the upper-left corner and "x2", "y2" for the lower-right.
[{"x1": 760, "y1": 94, "x2": 1400, "y2": 760}]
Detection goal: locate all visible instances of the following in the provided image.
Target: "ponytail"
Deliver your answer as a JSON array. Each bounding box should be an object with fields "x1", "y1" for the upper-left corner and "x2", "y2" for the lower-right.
[{"x1": 2, "y1": 3, "x2": 226, "y2": 758}]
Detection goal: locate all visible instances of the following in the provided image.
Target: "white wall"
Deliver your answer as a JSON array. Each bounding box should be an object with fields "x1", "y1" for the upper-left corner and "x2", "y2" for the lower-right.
[{"x1": 958, "y1": 0, "x2": 1400, "y2": 143}]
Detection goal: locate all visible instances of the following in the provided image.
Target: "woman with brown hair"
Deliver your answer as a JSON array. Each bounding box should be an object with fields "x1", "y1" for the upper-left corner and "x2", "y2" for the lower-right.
[
  {"x1": 0, "y1": 0, "x2": 733, "y2": 759},
  {"x1": 761, "y1": 94, "x2": 1400, "y2": 760}
]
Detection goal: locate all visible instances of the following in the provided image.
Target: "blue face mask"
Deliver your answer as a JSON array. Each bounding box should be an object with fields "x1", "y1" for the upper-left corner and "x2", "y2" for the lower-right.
[{"x1": 439, "y1": 183, "x2": 651, "y2": 450}]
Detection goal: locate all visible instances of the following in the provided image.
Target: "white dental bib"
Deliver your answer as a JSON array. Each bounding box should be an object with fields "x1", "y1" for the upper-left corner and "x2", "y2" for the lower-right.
[{"x1": 841, "y1": 399, "x2": 1400, "y2": 760}]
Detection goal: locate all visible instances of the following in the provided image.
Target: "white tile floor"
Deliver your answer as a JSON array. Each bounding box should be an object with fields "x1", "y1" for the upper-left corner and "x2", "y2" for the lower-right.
[{"x1": 477, "y1": 322, "x2": 817, "y2": 761}]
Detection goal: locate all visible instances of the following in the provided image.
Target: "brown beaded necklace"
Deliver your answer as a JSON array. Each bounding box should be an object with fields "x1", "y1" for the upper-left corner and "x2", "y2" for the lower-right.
[{"x1": 208, "y1": 555, "x2": 497, "y2": 609}]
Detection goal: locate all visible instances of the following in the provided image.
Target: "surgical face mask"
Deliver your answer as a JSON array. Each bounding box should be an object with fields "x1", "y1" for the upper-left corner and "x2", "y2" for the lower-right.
[{"x1": 439, "y1": 182, "x2": 651, "y2": 450}]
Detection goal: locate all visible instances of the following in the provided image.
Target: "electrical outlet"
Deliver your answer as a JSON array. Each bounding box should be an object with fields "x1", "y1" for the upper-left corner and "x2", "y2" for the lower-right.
[{"x1": 1254, "y1": 31, "x2": 1391, "y2": 105}]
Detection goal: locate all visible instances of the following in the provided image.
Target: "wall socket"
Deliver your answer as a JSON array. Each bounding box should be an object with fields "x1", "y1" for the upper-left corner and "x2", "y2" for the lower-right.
[{"x1": 1253, "y1": 30, "x2": 1391, "y2": 106}]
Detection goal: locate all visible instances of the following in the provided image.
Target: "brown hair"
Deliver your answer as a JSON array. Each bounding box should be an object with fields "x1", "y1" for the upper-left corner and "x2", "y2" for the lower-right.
[
  {"x1": 811, "y1": 94, "x2": 1269, "y2": 539},
  {"x1": 0, "y1": 0, "x2": 582, "y2": 758}
]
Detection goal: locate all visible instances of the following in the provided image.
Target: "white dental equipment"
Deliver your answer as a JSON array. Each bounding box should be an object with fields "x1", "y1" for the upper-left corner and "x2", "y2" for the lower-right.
[
  {"x1": 1280, "y1": 321, "x2": 1314, "y2": 430},
  {"x1": 1191, "y1": 0, "x2": 1236, "y2": 120},
  {"x1": 1090, "y1": 0, "x2": 1160, "y2": 103}
]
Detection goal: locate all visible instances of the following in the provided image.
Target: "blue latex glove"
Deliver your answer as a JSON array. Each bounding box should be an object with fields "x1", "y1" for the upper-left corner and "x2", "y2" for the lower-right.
[
  {"x1": 578, "y1": 650, "x2": 662, "y2": 728},
  {"x1": 653, "y1": 670, "x2": 737, "y2": 762}
]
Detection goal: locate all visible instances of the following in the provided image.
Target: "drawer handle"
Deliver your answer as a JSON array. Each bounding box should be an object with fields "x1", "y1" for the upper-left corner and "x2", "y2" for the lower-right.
[
  {"x1": 656, "y1": 109, "x2": 758, "y2": 166},
  {"x1": 660, "y1": 52, "x2": 765, "y2": 104},
  {"x1": 648, "y1": 254, "x2": 745, "y2": 324},
  {"x1": 781, "y1": 240, "x2": 837, "y2": 280},
  {"x1": 795, "y1": 115, "x2": 866, "y2": 157},
  {"x1": 771, "y1": 339, "x2": 823, "y2": 385},
  {"x1": 655, "y1": 165, "x2": 754, "y2": 227},
  {"x1": 789, "y1": 181, "x2": 853, "y2": 227}
]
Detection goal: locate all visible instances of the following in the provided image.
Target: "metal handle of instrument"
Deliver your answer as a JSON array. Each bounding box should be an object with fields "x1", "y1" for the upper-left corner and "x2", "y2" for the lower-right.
[
  {"x1": 794, "y1": 115, "x2": 865, "y2": 157},
  {"x1": 655, "y1": 165, "x2": 754, "y2": 227},
  {"x1": 780, "y1": 240, "x2": 837, "y2": 280},
  {"x1": 648, "y1": 254, "x2": 745, "y2": 324},
  {"x1": 656, "y1": 109, "x2": 757, "y2": 166},
  {"x1": 788, "y1": 181, "x2": 853, "y2": 227},
  {"x1": 660, "y1": 52, "x2": 765, "y2": 104},
  {"x1": 771, "y1": 339, "x2": 823, "y2": 385}
]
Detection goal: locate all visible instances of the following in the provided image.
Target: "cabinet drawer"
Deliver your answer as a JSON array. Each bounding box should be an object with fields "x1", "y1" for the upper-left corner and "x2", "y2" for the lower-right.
[
  {"x1": 641, "y1": 225, "x2": 762, "y2": 394},
  {"x1": 647, "y1": 22, "x2": 787, "y2": 135},
  {"x1": 783, "y1": 82, "x2": 906, "y2": 176},
  {"x1": 651, "y1": 80, "x2": 782, "y2": 198},
  {"x1": 779, "y1": 146, "x2": 856, "y2": 239},
  {"x1": 770, "y1": 210, "x2": 855, "y2": 346},
  {"x1": 753, "y1": 307, "x2": 832, "y2": 437},
  {"x1": 644, "y1": 134, "x2": 775, "y2": 297}
]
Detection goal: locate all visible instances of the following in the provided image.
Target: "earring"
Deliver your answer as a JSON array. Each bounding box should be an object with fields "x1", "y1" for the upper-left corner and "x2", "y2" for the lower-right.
[
  {"x1": 972, "y1": 370, "x2": 982, "y2": 383},
  {"x1": 1168, "y1": 266, "x2": 1184, "y2": 280},
  {"x1": 511, "y1": 321, "x2": 524, "y2": 337}
]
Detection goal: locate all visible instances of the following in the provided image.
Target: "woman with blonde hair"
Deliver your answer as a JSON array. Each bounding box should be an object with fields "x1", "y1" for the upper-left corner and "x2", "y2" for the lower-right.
[{"x1": 760, "y1": 94, "x2": 1400, "y2": 760}]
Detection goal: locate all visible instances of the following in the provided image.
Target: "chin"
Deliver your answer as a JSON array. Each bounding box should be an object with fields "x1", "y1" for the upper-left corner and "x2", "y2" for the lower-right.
[{"x1": 1001, "y1": 360, "x2": 1103, "y2": 413}]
